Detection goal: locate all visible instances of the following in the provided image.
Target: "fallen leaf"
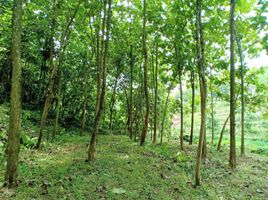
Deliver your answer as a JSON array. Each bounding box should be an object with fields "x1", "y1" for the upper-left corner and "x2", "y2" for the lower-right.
[{"x1": 111, "y1": 188, "x2": 126, "y2": 194}]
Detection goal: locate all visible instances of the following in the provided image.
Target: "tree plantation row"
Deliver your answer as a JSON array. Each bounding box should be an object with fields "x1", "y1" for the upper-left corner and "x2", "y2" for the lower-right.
[{"x1": 1, "y1": 0, "x2": 268, "y2": 191}]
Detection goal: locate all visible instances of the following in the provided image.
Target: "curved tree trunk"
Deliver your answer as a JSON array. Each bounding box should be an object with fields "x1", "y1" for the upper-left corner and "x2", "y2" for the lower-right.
[
  {"x1": 217, "y1": 114, "x2": 230, "y2": 151},
  {"x1": 217, "y1": 90, "x2": 240, "y2": 151}
]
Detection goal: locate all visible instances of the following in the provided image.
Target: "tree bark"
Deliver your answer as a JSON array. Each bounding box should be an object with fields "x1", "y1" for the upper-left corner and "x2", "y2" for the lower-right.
[
  {"x1": 87, "y1": 0, "x2": 112, "y2": 161},
  {"x1": 179, "y1": 71, "x2": 184, "y2": 150},
  {"x1": 217, "y1": 91, "x2": 239, "y2": 151},
  {"x1": 217, "y1": 114, "x2": 230, "y2": 151},
  {"x1": 189, "y1": 69, "x2": 195, "y2": 145},
  {"x1": 129, "y1": 43, "x2": 134, "y2": 139},
  {"x1": 52, "y1": 0, "x2": 81, "y2": 139},
  {"x1": 36, "y1": 0, "x2": 57, "y2": 149},
  {"x1": 5, "y1": 0, "x2": 22, "y2": 187},
  {"x1": 140, "y1": 0, "x2": 149, "y2": 146},
  {"x1": 81, "y1": 64, "x2": 90, "y2": 135},
  {"x1": 195, "y1": 0, "x2": 207, "y2": 186},
  {"x1": 153, "y1": 38, "x2": 158, "y2": 144},
  {"x1": 160, "y1": 84, "x2": 172, "y2": 144},
  {"x1": 210, "y1": 67, "x2": 215, "y2": 144},
  {"x1": 235, "y1": 30, "x2": 245, "y2": 157},
  {"x1": 229, "y1": 0, "x2": 236, "y2": 169},
  {"x1": 109, "y1": 65, "x2": 120, "y2": 130}
]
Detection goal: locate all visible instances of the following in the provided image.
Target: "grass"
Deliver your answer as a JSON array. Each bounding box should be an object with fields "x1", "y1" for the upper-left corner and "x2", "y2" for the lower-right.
[
  {"x1": 0, "y1": 133, "x2": 268, "y2": 200},
  {"x1": 0, "y1": 103, "x2": 268, "y2": 199}
]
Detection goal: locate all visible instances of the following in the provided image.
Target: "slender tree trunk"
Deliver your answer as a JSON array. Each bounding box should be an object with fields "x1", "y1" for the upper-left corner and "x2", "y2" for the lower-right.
[
  {"x1": 195, "y1": 0, "x2": 207, "y2": 186},
  {"x1": 179, "y1": 72, "x2": 184, "y2": 150},
  {"x1": 88, "y1": 0, "x2": 112, "y2": 161},
  {"x1": 135, "y1": 64, "x2": 144, "y2": 142},
  {"x1": 36, "y1": 0, "x2": 57, "y2": 149},
  {"x1": 109, "y1": 66, "x2": 120, "y2": 130},
  {"x1": 5, "y1": 0, "x2": 22, "y2": 187},
  {"x1": 153, "y1": 39, "x2": 158, "y2": 144},
  {"x1": 51, "y1": 68, "x2": 62, "y2": 139},
  {"x1": 217, "y1": 91, "x2": 239, "y2": 151},
  {"x1": 202, "y1": 128, "x2": 207, "y2": 159},
  {"x1": 140, "y1": 0, "x2": 149, "y2": 146},
  {"x1": 108, "y1": 80, "x2": 118, "y2": 130},
  {"x1": 160, "y1": 85, "x2": 172, "y2": 144},
  {"x1": 210, "y1": 67, "x2": 214, "y2": 144},
  {"x1": 217, "y1": 114, "x2": 230, "y2": 151},
  {"x1": 189, "y1": 70, "x2": 195, "y2": 145},
  {"x1": 235, "y1": 31, "x2": 245, "y2": 157},
  {"x1": 151, "y1": 48, "x2": 154, "y2": 142},
  {"x1": 81, "y1": 64, "x2": 90, "y2": 135},
  {"x1": 134, "y1": 110, "x2": 139, "y2": 142},
  {"x1": 129, "y1": 44, "x2": 134, "y2": 139},
  {"x1": 229, "y1": 0, "x2": 236, "y2": 169},
  {"x1": 52, "y1": 1, "x2": 81, "y2": 139},
  {"x1": 125, "y1": 89, "x2": 131, "y2": 133}
]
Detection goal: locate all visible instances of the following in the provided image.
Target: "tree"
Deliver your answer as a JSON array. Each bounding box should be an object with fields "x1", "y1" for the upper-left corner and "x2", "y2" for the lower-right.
[
  {"x1": 235, "y1": 30, "x2": 245, "y2": 157},
  {"x1": 229, "y1": 0, "x2": 236, "y2": 169},
  {"x1": 209, "y1": 66, "x2": 215, "y2": 144},
  {"x1": 153, "y1": 36, "x2": 158, "y2": 144},
  {"x1": 52, "y1": 0, "x2": 81, "y2": 138},
  {"x1": 140, "y1": 0, "x2": 149, "y2": 146},
  {"x1": 87, "y1": 0, "x2": 112, "y2": 161},
  {"x1": 195, "y1": 0, "x2": 207, "y2": 186},
  {"x1": 5, "y1": 0, "x2": 23, "y2": 187},
  {"x1": 35, "y1": 0, "x2": 57, "y2": 149},
  {"x1": 189, "y1": 66, "x2": 195, "y2": 145},
  {"x1": 160, "y1": 83, "x2": 172, "y2": 144},
  {"x1": 178, "y1": 67, "x2": 184, "y2": 150}
]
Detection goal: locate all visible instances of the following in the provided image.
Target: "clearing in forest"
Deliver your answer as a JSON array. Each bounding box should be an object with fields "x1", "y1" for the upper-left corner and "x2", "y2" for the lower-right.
[{"x1": 0, "y1": 134, "x2": 267, "y2": 200}]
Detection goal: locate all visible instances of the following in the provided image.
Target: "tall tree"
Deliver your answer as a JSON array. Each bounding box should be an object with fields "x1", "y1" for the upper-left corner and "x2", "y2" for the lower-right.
[
  {"x1": 160, "y1": 84, "x2": 172, "y2": 144},
  {"x1": 81, "y1": 62, "x2": 90, "y2": 135},
  {"x1": 140, "y1": 0, "x2": 149, "y2": 146},
  {"x1": 35, "y1": 0, "x2": 57, "y2": 149},
  {"x1": 217, "y1": 91, "x2": 239, "y2": 151},
  {"x1": 153, "y1": 36, "x2": 158, "y2": 144},
  {"x1": 52, "y1": 0, "x2": 81, "y2": 138},
  {"x1": 129, "y1": 42, "x2": 134, "y2": 139},
  {"x1": 210, "y1": 66, "x2": 215, "y2": 144},
  {"x1": 87, "y1": 0, "x2": 112, "y2": 161},
  {"x1": 235, "y1": 30, "x2": 245, "y2": 157},
  {"x1": 189, "y1": 67, "x2": 195, "y2": 145},
  {"x1": 109, "y1": 63, "x2": 121, "y2": 130},
  {"x1": 195, "y1": 0, "x2": 207, "y2": 186},
  {"x1": 229, "y1": 0, "x2": 236, "y2": 168},
  {"x1": 179, "y1": 69, "x2": 184, "y2": 150},
  {"x1": 5, "y1": 0, "x2": 23, "y2": 187}
]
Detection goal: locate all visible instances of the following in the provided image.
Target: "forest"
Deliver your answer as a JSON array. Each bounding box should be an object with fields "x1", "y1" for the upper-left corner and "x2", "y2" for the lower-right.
[{"x1": 0, "y1": 0, "x2": 268, "y2": 199}]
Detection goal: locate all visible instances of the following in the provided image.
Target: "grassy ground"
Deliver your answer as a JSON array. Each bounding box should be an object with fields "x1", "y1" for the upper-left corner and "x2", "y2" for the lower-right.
[{"x1": 0, "y1": 133, "x2": 267, "y2": 200}]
